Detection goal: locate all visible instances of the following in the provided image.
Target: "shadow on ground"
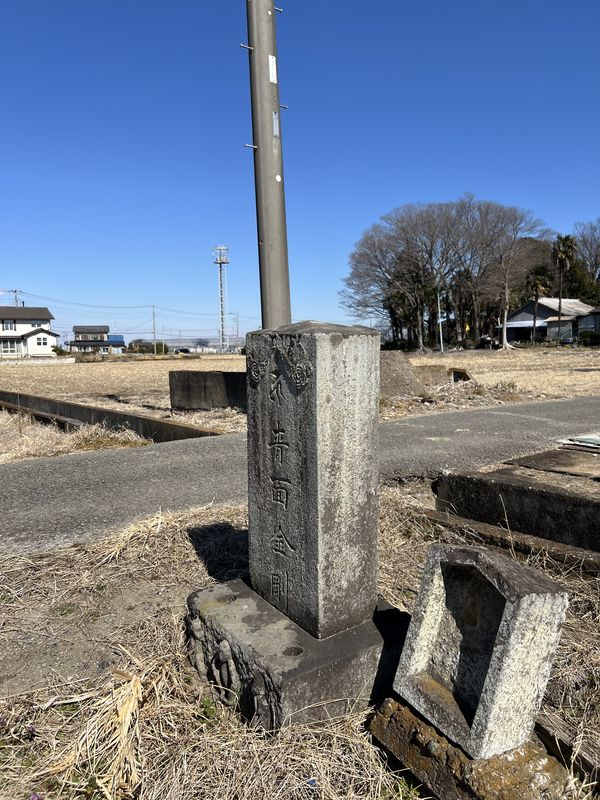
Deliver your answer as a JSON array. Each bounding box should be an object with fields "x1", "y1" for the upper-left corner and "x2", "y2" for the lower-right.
[{"x1": 187, "y1": 521, "x2": 249, "y2": 583}]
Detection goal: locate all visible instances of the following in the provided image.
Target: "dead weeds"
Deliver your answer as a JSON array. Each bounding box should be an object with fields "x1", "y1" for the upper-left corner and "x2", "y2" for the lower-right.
[
  {"x1": 379, "y1": 379, "x2": 546, "y2": 418},
  {"x1": 0, "y1": 504, "x2": 417, "y2": 800},
  {"x1": 0, "y1": 489, "x2": 597, "y2": 798},
  {"x1": 0, "y1": 410, "x2": 150, "y2": 464},
  {"x1": 411, "y1": 346, "x2": 600, "y2": 398}
]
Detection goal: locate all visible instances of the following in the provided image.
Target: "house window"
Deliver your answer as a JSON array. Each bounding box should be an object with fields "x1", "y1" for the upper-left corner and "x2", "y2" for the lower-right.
[
  {"x1": 2, "y1": 320, "x2": 15, "y2": 331},
  {"x1": 0, "y1": 339, "x2": 18, "y2": 353},
  {"x1": 36, "y1": 337, "x2": 48, "y2": 346},
  {"x1": 31, "y1": 321, "x2": 42, "y2": 327}
]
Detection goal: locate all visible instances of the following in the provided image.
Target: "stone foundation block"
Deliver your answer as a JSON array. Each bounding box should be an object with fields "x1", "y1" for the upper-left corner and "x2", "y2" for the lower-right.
[
  {"x1": 371, "y1": 698, "x2": 569, "y2": 800},
  {"x1": 169, "y1": 370, "x2": 247, "y2": 410},
  {"x1": 394, "y1": 545, "x2": 568, "y2": 759},
  {"x1": 187, "y1": 579, "x2": 406, "y2": 730}
]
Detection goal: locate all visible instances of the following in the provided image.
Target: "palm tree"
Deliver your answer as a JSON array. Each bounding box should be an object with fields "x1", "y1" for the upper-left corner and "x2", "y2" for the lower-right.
[
  {"x1": 551, "y1": 234, "x2": 578, "y2": 342},
  {"x1": 525, "y1": 264, "x2": 553, "y2": 343}
]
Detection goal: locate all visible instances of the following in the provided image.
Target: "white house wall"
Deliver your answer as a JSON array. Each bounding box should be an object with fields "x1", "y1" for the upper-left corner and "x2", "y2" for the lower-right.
[
  {"x1": 26, "y1": 333, "x2": 57, "y2": 356},
  {"x1": 0, "y1": 318, "x2": 55, "y2": 357}
]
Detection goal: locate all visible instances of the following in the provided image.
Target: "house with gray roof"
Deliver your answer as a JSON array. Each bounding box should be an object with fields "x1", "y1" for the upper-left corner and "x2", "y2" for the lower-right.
[
  {"x1": 504, "y1": 298, "x2": 595, "y2": 343},
  {"x1": 68, "y1": 325, "x2": 125, "y2": 354},
  {"x1": 0, "y1": 306, "x2": 59, "y2": 358}
]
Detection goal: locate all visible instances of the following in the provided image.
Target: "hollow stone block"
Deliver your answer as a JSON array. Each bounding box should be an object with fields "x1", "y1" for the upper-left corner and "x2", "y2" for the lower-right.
[
  {"x1": 246, "y1": 321, "x2": 380, "y2": 639},
  {"x1": 394, "y1": 544, "x2": 568, "y2": 759}
]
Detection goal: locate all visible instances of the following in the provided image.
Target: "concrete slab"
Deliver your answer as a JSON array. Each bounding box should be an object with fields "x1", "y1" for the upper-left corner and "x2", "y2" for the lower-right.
[
  {"x1": 436, "y1": 463, "x2": 600, "y2": 551},
  {"x1": 169, "y1": 371, "x2": 247, "y2": 411},
  {"x1": 509, "y1": 448, "x2": 600, "y2": 479}
]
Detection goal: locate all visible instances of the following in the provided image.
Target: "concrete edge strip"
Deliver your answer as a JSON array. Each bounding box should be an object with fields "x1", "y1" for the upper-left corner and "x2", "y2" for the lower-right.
[{"x1": 0, "y1": 390, "x2": 224, "y2": 443}]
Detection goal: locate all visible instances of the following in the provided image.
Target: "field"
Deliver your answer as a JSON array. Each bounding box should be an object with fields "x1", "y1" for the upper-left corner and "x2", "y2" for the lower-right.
[
  {"x1": 0, "y1": 355, "x2": 246, "y2": 404},
  {"x1": 1, "y1": 349, "x2": 599, "y2": 411},
  {"x1": 0, "y1": 347, "x2": 598, "y2": 407},
  {"x1": 0, "y1": 488, "x2": 595, "y2": 799},
  {"x1": 411, "y1": 346, "x2": 600, "y2": 398},
  {"x1": 0, "y1": 348, "x2": 598, "y2": 463}
]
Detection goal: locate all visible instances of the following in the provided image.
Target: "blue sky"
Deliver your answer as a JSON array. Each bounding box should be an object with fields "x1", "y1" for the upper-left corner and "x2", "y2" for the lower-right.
[{"x1": 1, "y1": 0, "x2": 599, "y2": 342}]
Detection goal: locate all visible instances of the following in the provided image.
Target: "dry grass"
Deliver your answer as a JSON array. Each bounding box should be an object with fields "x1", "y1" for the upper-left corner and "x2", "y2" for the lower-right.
[
  {"x1": 1, "y1": 488, "x2": 597, "y2": 798},
  {"x1": 72, "y1": 394, "x2": 247, "y2": 434},
  {"x1": 379, "y1": 379, "x2": 544, "y2": 418},
  {"x1": 0, "y1": 355, "x2": 245, "y2": 402},
  {"x1": 0, "y1": 503, "x2": 419, "y2": 800},
  {"x1": 0, "y1": 410, "x2": 150, "y2": 464},
  {"x1": 411, "y1": 346, "x2": 600, "y2": 398}
]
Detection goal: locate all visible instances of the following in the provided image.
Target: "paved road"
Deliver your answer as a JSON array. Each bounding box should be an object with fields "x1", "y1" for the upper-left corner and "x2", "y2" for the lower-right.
[
  {"x1": 379, "y1": 396, "x2": 600, "y2": 479},
  {"x1": 2, "y1": 397, "x2": 599, "y2": 555}
]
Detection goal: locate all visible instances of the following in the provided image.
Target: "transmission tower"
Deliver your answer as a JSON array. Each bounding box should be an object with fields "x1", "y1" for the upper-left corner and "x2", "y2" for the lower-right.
[{"x1": 212, "y1": 246, "x2": 230, "y2": 353}]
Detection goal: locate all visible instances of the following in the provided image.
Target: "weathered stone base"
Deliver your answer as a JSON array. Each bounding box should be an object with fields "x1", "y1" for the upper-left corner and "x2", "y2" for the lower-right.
[
  {"x1": 169, "y1": 370, "x2": 247, "y2": 410},
  {"x1": 187, "y1": 580, "x2": 407, "y2": 730},
  {"x1": 371, "y1": 698, "x2": 569, "y2": 800}
]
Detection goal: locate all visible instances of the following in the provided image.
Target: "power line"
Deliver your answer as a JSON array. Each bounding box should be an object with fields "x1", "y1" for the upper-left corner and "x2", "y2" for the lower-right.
[
  {"x1": 12, "y1": 291, "x2": 260, "y2": 320},
  {"x1": 19, "y1": 291, "x2": 152, "y2": 310}
]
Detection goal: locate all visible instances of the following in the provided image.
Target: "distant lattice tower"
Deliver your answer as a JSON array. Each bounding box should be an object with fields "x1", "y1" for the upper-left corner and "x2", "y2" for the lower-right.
[{"x1": 213, "y1": 246, "x2": 230, "y2": 353}]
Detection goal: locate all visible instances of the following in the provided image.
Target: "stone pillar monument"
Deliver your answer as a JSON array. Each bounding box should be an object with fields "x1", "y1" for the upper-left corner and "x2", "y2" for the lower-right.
[
  {"x1": 187, "y1": 321, "x2": 404, "y2": 729},
  {"x1": 246, "y1": 322, "x2": 379, "y2": 638}
]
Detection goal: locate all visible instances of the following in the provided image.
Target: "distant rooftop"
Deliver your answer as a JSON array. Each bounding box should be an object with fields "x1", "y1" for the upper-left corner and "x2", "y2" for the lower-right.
[
  {"x1": 0, "y1": 306, "x2": 54, "y2": 320},
  {"x1": 73, "y1": 325, "x2": 110, "y2": 333},
  {"x1": 537, "y1": 298, "x2": 595, "y2": 316}
]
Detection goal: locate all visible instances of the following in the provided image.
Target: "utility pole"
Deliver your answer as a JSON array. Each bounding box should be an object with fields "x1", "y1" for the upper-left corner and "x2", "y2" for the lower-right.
[
  {"x1": 244, "y1": 0, "x2": 292, "y2": 329},
  {"x1": 213, "y1": 246, "x2": 230, "y2": 354},
  {"x1": 437, "y1": 291, "x2": 444, "y2": 354},
  {"x1": 7, "y1": 289, "x2": 20, "y2": 307},
  {"x1": 152, "y1": 305, "x2": 157, "y2": 355},
  {"x1": 236, "y1": 311, "x2": 240, "y2": 350}
]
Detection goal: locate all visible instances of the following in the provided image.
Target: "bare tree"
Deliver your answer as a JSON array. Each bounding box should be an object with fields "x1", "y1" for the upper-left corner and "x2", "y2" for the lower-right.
[
  {"x1": 486, "y1": 207, "x2": 546, "y2": 348},
  {"x1": 448, "y1": 195, "x2": 501, "y2": 340},
  {"x1": 342, "y1": 195, "x2": 548, "y2": 350},
  {"x1": 340, "y1": 224, "x2": 401, "y2": 339},
  {"x1": 574, "y1": 219, "x2": 600, "y2": 281}
]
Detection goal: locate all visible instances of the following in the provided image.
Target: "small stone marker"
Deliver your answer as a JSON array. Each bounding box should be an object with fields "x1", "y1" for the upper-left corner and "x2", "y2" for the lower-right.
[
  {"x1": 187, "y1": 321, "x2": 405, "y2": 729},
  {"x1": 246, "y1": 321, "x2": 379, "y2": 638},
  {"x1": 394, "y1": 544, "x2": 568, "y2": 760}
]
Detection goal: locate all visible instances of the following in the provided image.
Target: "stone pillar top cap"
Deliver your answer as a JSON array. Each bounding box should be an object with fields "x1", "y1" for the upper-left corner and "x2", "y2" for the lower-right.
[
  {"x1": 430, "y1": 544, "x2": 566, "y2": 601},
  {"x1": 254, "y1": 320, "x2": 379, "y2": 337}
]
